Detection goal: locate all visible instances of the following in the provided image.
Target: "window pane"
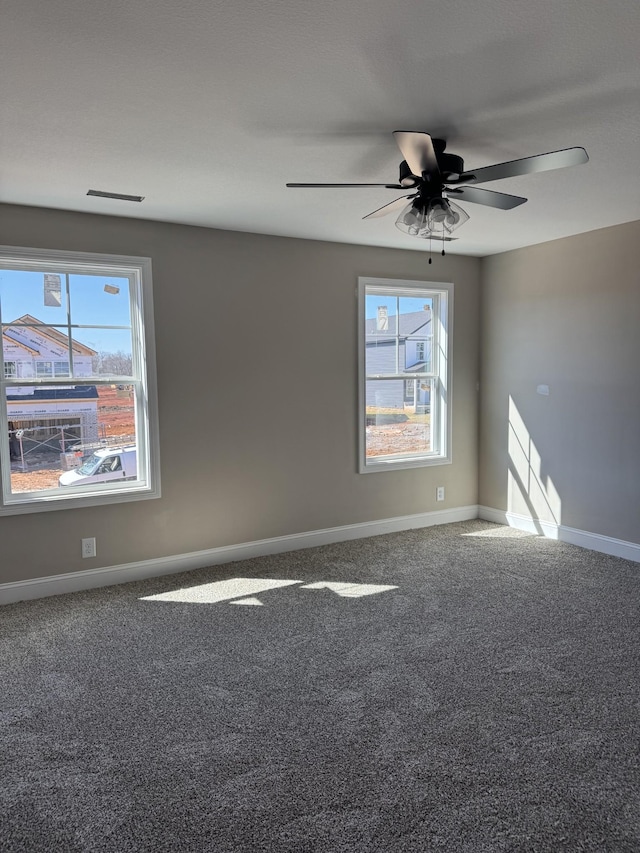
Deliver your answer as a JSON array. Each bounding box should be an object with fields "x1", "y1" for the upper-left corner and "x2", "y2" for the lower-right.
[
  {"x1": 6, "y1": 384, "x2": 139, "y2": 495},
  {"x1": 365, "y1": 294, "x2": 434, "y2": 376},
  {"x1": 77, "y1": 328, "x2": 134, "y2": 378},
  {"x1": 404, "y1": 338, "x2": 432, "y2": 373},
  {"x1": 365, "y1": 379, "x2": 431, "y2": 459},
  {"x1": 365, "y1": 294, "x2": 397, "y2": 333},
  {"x1": 399, "y1": 296, "x2": 433, "y2": 323},
  {"x1": 3, "y1": 324, "x2": 72, "y2": 379},
  {"x1": 365, "y1": 295, "x2": 396, "y2": 375},
  {"x1": 68, "y1": 274, "x2": 131, "y2": 327},
  {"x1": 365, "y1": 335, "x2": 397, "y2": 375},
  {"x1": 0, "y1": 269, "x2": 69, "y2": 323},
  {"x1": 399, "y1": 298, "x2": 433, "y2": 374}
]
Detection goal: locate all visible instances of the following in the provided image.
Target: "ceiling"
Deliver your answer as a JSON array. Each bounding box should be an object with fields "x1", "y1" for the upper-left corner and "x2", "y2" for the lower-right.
[{"x1": 2, "y1": 0, "x2": 639, "y2": 256}]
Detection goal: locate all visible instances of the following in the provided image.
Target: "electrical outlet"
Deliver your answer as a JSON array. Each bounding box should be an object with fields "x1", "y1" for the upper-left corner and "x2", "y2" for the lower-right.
[
  {"x1": 82, "y1": 537, "x2": 96, "y2": 558},
  {"x1": 436, "y1": 486, "x2": 445, "y2": 502}
]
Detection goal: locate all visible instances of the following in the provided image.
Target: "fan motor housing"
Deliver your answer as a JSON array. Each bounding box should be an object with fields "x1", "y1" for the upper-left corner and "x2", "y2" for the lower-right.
[
  {"x1": 437, "y1": 152, "x2": 465, "y2": 180},
  {"x1": 399, "y1": 143, "x2": 465, "y2": 184}
]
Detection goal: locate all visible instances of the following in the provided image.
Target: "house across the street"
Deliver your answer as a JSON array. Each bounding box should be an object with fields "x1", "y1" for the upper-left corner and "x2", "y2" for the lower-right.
[
  {"x1": 4, "y1": 314, "x2": 100, "y2": 455},
  {"x1": 365, "y1": 305, "x2": 432, "y2": 413}
]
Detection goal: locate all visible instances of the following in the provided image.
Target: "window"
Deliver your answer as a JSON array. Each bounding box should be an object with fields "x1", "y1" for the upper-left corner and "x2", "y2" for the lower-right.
[
  {"x1": 35, "y1": 360, "x2": 53, "y2": 377},
  {"x1": 98, "y1": 456, "x2": 121, "y2": 473},
  {"x1": 0, "y1": 246, "x2": 160, "y2": 514},
  {"x1": 35, "y1": 359, "x2": 70, "y2": 377},
  {"x1": 358, "y1": 277, "x2": 452, "y2": 472}
]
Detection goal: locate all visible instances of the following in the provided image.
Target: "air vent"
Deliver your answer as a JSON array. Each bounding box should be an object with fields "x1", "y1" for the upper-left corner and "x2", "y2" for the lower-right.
[{"x1": 87, "y1": 189, "x2": 145, "y2": 202}]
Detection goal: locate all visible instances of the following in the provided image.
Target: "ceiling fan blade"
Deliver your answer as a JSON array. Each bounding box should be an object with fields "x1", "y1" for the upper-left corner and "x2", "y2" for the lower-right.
[
  {"x1": 459, "y1": 146, "x2": 588, "y2": 185},
  {"x1": 448, "y1": 186, "x2": 527, "y2": 210},
  {"x1": 363, "y1": 194, "x2": 416, "y2": 219},
  {"x1": 286, "y1": 183, "x2": 403, "y2": 188},
  {"x1": 393, "y1": 132, "x2": 440, "y2": 180}
]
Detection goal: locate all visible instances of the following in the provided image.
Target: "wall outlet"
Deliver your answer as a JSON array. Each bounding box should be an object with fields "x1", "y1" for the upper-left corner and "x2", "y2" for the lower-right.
[
  {"x1": 82, "y1": 537, "x2": 96, "y2": 558},
  {"x1": 436, "y1": 486, "x2": 445, "y2": 502}
]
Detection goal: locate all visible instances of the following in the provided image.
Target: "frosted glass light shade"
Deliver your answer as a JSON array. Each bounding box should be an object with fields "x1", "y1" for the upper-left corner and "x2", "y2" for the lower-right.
[{"x1": 395, "y1": 198, "x2": 469, "y2": 238}]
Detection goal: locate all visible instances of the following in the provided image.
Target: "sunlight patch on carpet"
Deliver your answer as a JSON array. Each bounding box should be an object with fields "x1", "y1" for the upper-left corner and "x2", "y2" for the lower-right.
[
  {"x1": 301, "y1": 581, "x2": 398, "y2": 597},
  {"x1": 140, "y1": 578, "x2": 398, "y2": 605},
  {"x1": 140, "y1": 578, "x2": 300, "y2": 604},
  {"x1": 229, "y1": 597, "x2": 264, "y2": 606},
  {"x1": 461, "y1": 528, "x2": 537, "y2": 538}
]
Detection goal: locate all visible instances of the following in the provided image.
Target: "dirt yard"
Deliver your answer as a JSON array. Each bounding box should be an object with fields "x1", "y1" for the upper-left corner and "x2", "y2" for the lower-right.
[
  {"x1": 364, "y1": 407, "x2": 431, "y2": 458},
  {"x1": 10, "y1": 386, "x2": 135, "y2": 493},
  {"x1": 366, "y1": 421, "x2": 431, "y2": 457}
]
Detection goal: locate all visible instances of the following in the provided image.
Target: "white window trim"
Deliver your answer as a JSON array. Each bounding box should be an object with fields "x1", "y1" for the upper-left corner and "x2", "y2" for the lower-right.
[
  {"x1": 358, "y1": 276, "x2": 453, "y2": 473},
  {"x1": 0, "y1": 246, "x2": 161, "y2": 515}
]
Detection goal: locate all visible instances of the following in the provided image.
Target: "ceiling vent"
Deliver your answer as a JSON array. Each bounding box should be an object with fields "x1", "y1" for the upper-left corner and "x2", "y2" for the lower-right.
[{"x1": 87, "y1": 189, "x2": 145, "y2": 202}]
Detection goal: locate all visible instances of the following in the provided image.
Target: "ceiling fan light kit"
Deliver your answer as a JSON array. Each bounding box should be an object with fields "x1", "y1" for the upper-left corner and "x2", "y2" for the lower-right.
[
  {"x1": 395, "y1": 197, "x2": 469, "y2": 239},
  {"x1": 286, "y1": 131, "x2": 588, "y2": 250}
]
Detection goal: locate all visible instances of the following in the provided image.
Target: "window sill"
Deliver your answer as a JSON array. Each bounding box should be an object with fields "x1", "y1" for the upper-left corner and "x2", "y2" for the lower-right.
[{"x1": 359, "y1": 454, "x2": 452, "y2": 473}]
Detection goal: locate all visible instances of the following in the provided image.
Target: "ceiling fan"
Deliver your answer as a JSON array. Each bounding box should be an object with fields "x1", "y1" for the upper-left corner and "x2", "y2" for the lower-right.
[{"x1": 287, "y1": 131, "x2": 588, "y2": 244}]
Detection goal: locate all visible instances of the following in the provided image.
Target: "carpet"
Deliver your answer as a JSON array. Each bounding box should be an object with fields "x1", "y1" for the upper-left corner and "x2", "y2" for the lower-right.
[{"x1": 1, "y1": 520, "x2": 639, "y2": 851}]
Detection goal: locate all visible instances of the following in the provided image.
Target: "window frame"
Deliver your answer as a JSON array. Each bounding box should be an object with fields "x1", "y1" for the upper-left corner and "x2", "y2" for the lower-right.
[
  {"x1": 358, "y1": 276, "x2": 453, "y2": 473},
  {"x1": 0, "y1": 246, "x2": 161, "y2": 515}
]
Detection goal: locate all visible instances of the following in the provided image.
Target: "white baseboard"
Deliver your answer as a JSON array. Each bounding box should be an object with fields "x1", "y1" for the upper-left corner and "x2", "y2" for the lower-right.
[
  {"x1": 6, "y1": 505, "x2": 636, "y2": 606},
  {"x1": 478, "y1": 505, "x2": 640, "y2": 563},
  {"x1": 478, "y1": 506, "x2": 561, "y2": 538},
  {"x1": 0, "y1": 504, "x2": 478, "y2": 605}
]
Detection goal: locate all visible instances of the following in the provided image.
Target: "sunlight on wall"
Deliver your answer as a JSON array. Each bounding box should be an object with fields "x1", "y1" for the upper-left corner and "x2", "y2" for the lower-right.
[
  {"x1": 508, "y1": 396, "x2": 561, "y2": 524},
  {"x1": 140, "y1": 578, "x2": 398, "y2": 605}
]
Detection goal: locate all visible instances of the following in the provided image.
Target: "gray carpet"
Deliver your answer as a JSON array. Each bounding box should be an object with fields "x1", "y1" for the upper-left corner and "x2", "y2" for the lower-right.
[{"x1": 1, "y1": 520, "x2": 639, "y2": 852}]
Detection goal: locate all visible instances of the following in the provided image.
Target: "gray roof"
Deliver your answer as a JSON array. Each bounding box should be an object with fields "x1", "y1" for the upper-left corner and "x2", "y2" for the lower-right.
[{"x1": 365, "y1": 310, "x2": 431, "y2": 341}]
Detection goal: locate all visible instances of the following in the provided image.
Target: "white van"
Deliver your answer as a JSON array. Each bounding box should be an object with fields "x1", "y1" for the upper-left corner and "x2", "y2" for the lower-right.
[{"x1": 59, "y1": 446, "x2": 137, "y2": 487}]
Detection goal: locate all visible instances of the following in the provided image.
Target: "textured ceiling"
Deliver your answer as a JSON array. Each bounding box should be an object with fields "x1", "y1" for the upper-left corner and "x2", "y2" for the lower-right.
[{"x1": 2, "y1": 0, "x2": 639, "y2": 256}]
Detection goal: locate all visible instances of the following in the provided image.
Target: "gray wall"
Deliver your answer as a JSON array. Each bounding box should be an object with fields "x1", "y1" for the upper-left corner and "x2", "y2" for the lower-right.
[
  {"x1": 479, "y1": 220, "x2": 640, "y2": 544},
  {"x1": 0, "y1": 204, "x2": 481, "y2": 584}
]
